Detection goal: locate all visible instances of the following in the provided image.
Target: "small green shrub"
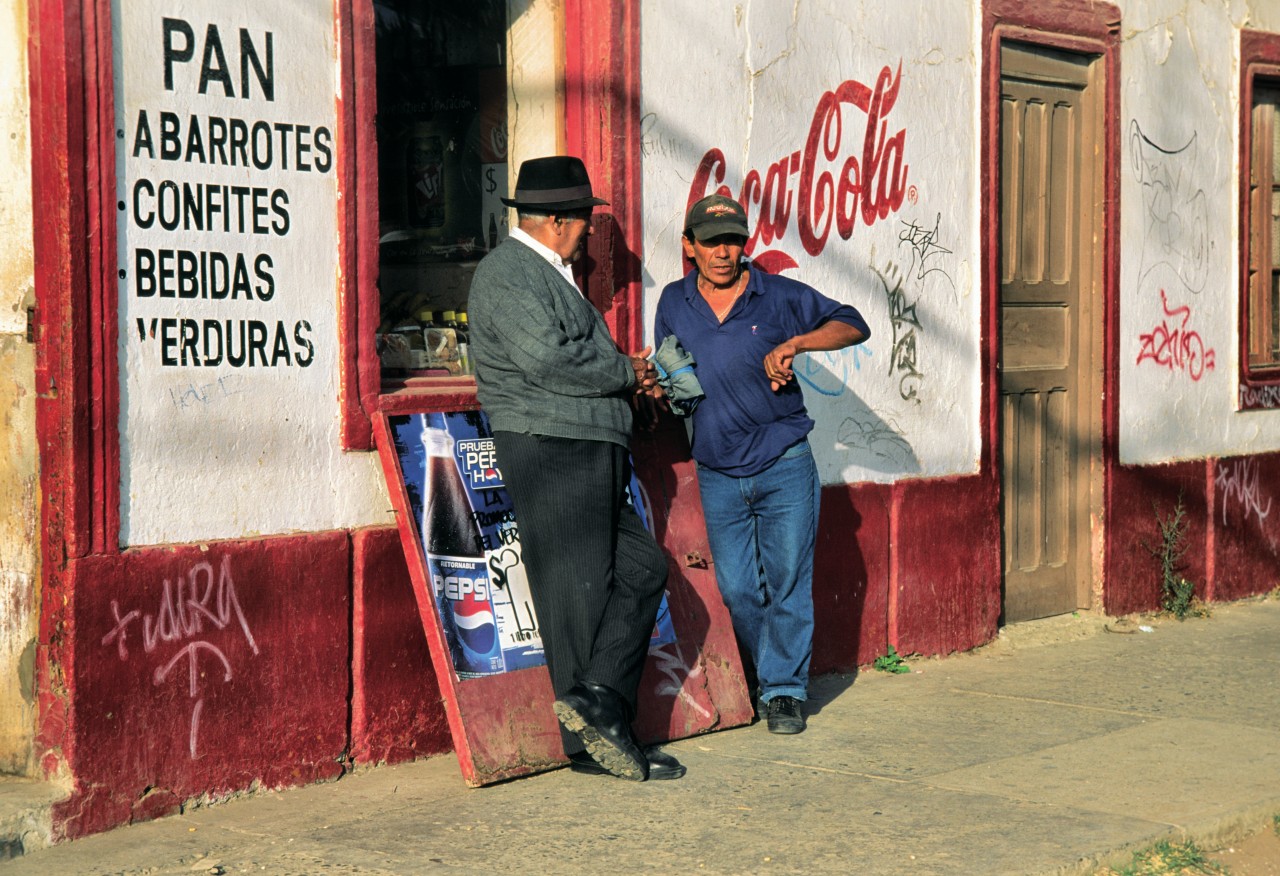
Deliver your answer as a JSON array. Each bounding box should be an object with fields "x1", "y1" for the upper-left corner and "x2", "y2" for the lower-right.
[
  {"x1": 1106, "y1": 838, "x2": 1224, "y2": 875},
  {"x1": 1147, "y1": 495, "x2": 1206, "y2": 621},
  {"x1": 873, "y1": 644, "x2": 911, "y2": 674}
]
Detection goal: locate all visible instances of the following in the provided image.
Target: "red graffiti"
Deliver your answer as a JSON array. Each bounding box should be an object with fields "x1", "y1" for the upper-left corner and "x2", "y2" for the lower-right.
[
  {"x1": 688, "y1": 63, "x2": 909, "y2": 268},
  {"x1": 1136, "y1": 289, "x2": 1216, "y2": 381}
]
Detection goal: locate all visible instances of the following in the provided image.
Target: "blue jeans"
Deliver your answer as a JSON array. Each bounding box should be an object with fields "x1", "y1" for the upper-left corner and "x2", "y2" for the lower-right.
[{"x1": 697, "y1": 441, "x2": 819, "y2": 703}]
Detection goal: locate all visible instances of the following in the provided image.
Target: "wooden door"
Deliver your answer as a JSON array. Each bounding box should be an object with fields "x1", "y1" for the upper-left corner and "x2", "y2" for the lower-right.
[{"x1": 999, "y1": 43, "x2": 1101, "y2": 622}]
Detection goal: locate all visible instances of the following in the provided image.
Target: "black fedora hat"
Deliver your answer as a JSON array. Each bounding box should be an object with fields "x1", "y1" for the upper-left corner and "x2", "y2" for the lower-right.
[{"x1": 500, "y1": 156, "x2": 609, "y2": 211}]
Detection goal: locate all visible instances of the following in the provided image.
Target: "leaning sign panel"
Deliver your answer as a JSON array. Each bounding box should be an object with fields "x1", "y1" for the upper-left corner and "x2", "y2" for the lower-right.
[{"x1": 374, "y1": 409, "x2": 750, "y2": 784}]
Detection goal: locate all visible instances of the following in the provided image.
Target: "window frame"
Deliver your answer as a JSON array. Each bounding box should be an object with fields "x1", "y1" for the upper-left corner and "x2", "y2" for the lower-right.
[{"x1": 1240, "y1": 30, "x2": 1280, "y2": 408}]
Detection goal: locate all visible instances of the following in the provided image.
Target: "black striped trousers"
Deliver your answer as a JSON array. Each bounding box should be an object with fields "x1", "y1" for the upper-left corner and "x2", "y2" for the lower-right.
[{"x1": 494, "y1": 432, "x2": 668, "y2": 750}]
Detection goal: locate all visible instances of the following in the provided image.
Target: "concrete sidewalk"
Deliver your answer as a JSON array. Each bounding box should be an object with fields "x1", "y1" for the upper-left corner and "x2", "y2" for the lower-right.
[{"x1": 7, "y1": 597, "x2": 1280, "y2": 876}]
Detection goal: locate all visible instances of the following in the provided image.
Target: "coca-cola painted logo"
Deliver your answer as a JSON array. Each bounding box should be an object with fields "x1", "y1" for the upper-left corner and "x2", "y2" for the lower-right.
[{"x1": 687, "y1": 63, "x2": 910, "y2": 273}]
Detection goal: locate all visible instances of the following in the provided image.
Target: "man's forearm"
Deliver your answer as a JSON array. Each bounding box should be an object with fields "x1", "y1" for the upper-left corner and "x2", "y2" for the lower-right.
[{"x1": 792, "y1": 319, "x2": 866, "y2": 354}]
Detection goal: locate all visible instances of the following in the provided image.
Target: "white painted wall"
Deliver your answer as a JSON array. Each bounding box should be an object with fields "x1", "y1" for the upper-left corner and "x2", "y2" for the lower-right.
[
  {"x1": 1117, "y1": 0, "x2": 1280, "y2": 463},
  {"x1": 643, "y1": 0, "x2": 1280, "y2": 481},
  {"x1": 102, "y1": 0, "x2": 1280, "y2": 547},
  {"x1": 114, "y1": 0, "x2": 389, "y2": 545},
  {"x1": 639, "y1": 0, "x2": 982, "y2": 486}
]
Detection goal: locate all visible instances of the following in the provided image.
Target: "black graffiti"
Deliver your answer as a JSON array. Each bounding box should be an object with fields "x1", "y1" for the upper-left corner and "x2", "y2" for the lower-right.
[
  {"x1": 897, "y1": 212, "x2": 954, "y2": 287},
  {"x1": 876, "y1": 262, "x2": 924, "y2": 402},
  {"x1": 836, "y1": 412, "x2": 916, "y2": 468},
  {"x1": 1129, "y1": 119, "x2": 1209, "y2": 296}
]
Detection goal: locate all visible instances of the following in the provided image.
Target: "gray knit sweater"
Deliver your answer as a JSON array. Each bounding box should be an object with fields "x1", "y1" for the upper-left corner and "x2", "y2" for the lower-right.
[{"x1": 468, "y1": 237, "x2": 636, "y2": 447}]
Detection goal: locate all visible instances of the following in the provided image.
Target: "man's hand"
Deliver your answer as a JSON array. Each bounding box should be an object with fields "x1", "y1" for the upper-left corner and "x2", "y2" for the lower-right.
[
  {"x1": 628, "y1": 347, "x2": 667, "y2": 429},
  {"x1": 764, "y1": 321, "x2": 866, "y2": 391},
  {"x1": 629, "y1": 347, "x2": 661, "y2": 396},
  {"x1": 630, "y1": 389, "x2": 668, "y2": 430},
  {"x1": 764, "y1": 341, "x2": 799, "y2": 392}
]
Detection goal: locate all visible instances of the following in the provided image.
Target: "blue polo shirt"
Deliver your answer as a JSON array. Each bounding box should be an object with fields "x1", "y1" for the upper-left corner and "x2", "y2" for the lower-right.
[{"x1": 654, "y1": 267, "x2": 869, "y2": 477}]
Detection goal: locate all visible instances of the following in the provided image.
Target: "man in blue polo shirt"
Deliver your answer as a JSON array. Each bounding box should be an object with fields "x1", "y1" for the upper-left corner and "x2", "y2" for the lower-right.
[{"x1": 654, "y1": 194, "x2": 869, "y2": 734}]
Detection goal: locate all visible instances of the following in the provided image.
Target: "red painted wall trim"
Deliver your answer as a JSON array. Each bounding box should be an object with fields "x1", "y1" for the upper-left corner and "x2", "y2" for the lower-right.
[
  {"x1": 982, "y1": 0, "x2": 1123, "y2": 612},
  {"x1": 1204, "y1": 457, "x2": 1217, "y2": 600},
  {"x1": 30, "y1": 0, "x2": 92, "y2": 564},
  {"x1": 31, "y1": 0, "x2": 124, "y2": 560},
  {"x1": 350, "y1": 526, "x2": 451, "y2": 765},
  {"x1": 336, "y1": 0, "x2": 375, "y2": 451},
  {"x1": 30, "y1": 0, "x2": 92, "y2": 778},
  {"x1": 1238, "y1": 30, "x2": 1280, "y2": 407},
  {"x1": 886, "y1": 486, "x2": 902, "y2": 646},
  {"x1": 87, "y1": 0, "x2": 120, "y2": 552},
  {"x1": 564, "y1": 0, "x2": 644, "y2": 352},
  {"x1": 55, "y1": 532, "x2": 353, "y2": 839},
  {"x1": 984, "y1": 0, "x2": 1121, "y2": 41}
]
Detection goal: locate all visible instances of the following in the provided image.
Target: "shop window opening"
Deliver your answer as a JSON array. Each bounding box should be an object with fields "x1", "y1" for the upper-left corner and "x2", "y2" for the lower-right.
[
  {"x1": 373, "y1": 0, "x2": 509, "y2": 385},
  {"x1": 1249, "y1": 83, "x2": 1280, "y2": 377}
]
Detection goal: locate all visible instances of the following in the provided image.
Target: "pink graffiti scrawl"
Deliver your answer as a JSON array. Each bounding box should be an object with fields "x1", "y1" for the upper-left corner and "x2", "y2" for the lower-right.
[{"x1": 1136, "y1": 289, "x2": 1216, "y2": 381}]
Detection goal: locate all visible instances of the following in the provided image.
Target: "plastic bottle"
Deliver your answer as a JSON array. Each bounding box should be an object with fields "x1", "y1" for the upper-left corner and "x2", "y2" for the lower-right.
[
  {"x1": 428, "y1": 310, "x2": 461, "y2": 372},
  {"x1": 389, "y1": 314, "x2": 427, "y2": 370},
  {"x1": 406, "y1": 127, "x2": 446, "y2": 231},
  {"x1": 456, "y1": 311, "x2": 472, "y2": 374}
]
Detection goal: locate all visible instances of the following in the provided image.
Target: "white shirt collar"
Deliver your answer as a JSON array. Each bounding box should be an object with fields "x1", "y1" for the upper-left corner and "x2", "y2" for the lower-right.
[{"x1": 509, "y1": 226, "x2": 581, "y2": 294}]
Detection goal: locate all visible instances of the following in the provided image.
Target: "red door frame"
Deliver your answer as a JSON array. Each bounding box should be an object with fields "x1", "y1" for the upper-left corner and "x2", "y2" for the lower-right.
[
  {"x1": 981, "y1": 0, "x2": 1122, "y2": 611},
  {"x1": 29, "y1": 0, "x2": 123, "y2": 774},
  {"x1": 1239, "y1": 30, "x2": 1280, "y2": 407},
  {"x1": 30, "y1": 0, "x2": 121, "y2": 562}
]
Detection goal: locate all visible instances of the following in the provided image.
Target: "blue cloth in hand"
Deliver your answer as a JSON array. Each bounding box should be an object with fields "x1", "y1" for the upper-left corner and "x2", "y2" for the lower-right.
[{"x1": 653, "y1": 334, "x2": 704, "y2": 417}]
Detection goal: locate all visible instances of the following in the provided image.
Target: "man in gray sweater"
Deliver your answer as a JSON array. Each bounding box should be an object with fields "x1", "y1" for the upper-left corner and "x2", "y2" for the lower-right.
[{"x1": 468, "y1": 156, "x2": 682, "y2": 781}]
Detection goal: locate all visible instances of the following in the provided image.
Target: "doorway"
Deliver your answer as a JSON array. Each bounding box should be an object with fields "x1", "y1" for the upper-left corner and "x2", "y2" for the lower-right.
[{"x1": 999, "y1": 41, "x2": 1103, "y2": 623}]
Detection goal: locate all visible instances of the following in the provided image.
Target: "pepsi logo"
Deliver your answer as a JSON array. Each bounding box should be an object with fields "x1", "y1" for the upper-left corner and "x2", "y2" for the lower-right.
[{"x1": 454, "y1": 599, "x2": 497, "y2": 655}]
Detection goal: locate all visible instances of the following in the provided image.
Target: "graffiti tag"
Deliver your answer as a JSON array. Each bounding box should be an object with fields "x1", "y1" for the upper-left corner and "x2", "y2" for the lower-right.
[
  {"x1": 1135, "y1": 289, "x2": 1216, "y2": 381},
  {"x1": 101, "y1": 556, "x2": 259, "y2": 758},
  {"x1": 876, "y1": 262, "x2": 923, "y2": 402},
  {"x1": 1240, "y1": 383, "x2": 1280, "y2": 410},
  {"x1": 1129, "y1": 119, "x2": 1210, "y2": 297},
  {"x1": 836, "y1": 412, "x2": 917, "y2": 469},
  {"x1": 650, "y1": 643, "x2": 710, "y2": 719},
  {"x1": 795, "y1": 346, "x2": 870, "y2": 397},
  {"x1": 897, "y1": 213, "x2": 954, "y2": 288},
  {"x1": 167, "y1": 373, "x2": 245, "y2": 410},
  {"x1": 1218, "y1": 458, "x2": 1273, "y2": 527}
]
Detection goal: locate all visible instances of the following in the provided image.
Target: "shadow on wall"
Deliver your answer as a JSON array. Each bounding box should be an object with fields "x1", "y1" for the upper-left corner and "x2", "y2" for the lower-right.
[
  {"x1": 787, "y1": 349, "x2": 921, "y2": 476},
  {"x1": 811, "y1": 482, "x2": 873, "y2": 674}
]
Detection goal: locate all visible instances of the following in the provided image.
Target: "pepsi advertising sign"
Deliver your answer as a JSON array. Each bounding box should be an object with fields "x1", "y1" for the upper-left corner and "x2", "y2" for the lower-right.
[
  {"x1": 391, "y1": 411, "x2": 544, "y2": 678},
  {"x1": 391, "y1": 409, "x2": 676, "y2": 679}
]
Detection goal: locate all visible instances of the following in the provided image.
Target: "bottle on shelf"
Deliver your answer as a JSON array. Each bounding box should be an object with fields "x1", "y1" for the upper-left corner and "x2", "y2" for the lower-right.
[
  {"x1": 417, "y1": 309, "x2": 437, "y2": 331},
  {"x1": 455, "y1": 311, "x2": 471, "y2": 375},
  {"x1": 427, "y1": 309, "x2": 461, "y2": 373},
  {"x1": 389, "y1": 314, "x2": 428, "y2": 370}
]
